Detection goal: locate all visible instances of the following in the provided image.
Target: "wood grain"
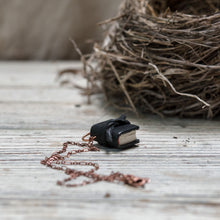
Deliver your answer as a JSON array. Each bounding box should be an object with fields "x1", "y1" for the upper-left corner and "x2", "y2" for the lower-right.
[{"x1": 0, "y1": 62, "x2": 220, "y2": 220}]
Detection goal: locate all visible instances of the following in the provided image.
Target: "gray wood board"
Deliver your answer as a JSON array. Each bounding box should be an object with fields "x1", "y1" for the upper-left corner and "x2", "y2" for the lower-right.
[{"x1": 0, "y1": 62, "x2": 220, "y2": 220}]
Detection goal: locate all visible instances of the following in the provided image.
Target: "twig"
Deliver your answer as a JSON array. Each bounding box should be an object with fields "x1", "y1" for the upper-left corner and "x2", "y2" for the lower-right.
[
  {"x1": 149, "y1": 63, "x2": 211, "y2": 107},
  {"x1": 107, "y1": 57, "x2": 138, "y2": 114}
]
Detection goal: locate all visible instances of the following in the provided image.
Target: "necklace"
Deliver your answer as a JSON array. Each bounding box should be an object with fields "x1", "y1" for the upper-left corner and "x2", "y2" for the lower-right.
[{"x1": 41, "y1": 134, "x2": 150, "y2": 188}]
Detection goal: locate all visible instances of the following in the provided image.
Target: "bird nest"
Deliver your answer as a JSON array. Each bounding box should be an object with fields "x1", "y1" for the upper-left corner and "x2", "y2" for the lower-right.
[{"x1": 86, "y1": 0, "x2": 220, "y2": 118}]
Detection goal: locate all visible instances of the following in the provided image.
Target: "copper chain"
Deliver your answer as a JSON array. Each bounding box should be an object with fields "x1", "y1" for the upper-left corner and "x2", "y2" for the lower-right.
[{"x1": 41, "y1": 134, "x2": 150, "y2": 188}]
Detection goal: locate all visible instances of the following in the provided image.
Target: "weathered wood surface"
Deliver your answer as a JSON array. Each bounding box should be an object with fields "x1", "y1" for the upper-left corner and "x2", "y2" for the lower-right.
[{"x1": 0, "y1": 62, "x2": 220, "y2": 220}]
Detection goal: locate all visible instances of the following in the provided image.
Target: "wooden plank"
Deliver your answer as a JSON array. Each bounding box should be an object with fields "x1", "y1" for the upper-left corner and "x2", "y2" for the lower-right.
[
  {"x1": 0, "y1": 61, "x2": 82, "y2": 87},
  {"x1": 0, "y1": 62, "x2": 220, "y2": 220}
]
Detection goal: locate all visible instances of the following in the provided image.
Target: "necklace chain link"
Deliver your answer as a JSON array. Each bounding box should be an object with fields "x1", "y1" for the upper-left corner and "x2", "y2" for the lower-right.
[{"x1": 41, "y1": 135, "x2": 149, "y2": 188}]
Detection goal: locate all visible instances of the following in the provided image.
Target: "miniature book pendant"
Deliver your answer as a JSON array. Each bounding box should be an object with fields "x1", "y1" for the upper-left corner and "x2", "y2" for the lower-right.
[
  {"x1": 41, "y1": 115, "x2": 150, "y2": 188},
  {"x1": 89, "y1": 115, "x2": 139, "y2": 148}
]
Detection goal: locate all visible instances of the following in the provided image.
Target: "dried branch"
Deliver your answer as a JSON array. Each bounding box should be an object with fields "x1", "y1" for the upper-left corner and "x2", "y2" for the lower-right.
[{"x1": 86, "y1": 0, "x2": 220, "y2": 118}]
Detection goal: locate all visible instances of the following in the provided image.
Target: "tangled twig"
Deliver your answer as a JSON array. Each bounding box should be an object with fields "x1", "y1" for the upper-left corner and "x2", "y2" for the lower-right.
[{"x1": 86, "y1": 0, "x2": 220, "y2": 118}]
